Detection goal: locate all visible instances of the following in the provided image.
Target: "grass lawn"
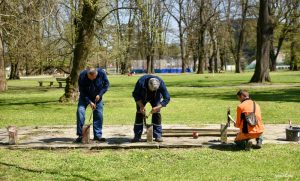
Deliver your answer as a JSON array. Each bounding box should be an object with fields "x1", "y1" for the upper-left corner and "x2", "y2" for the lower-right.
[
  {"x1": 0, "y1": 71, "x2": 299, "y2": 127},
  {"x1": 0, "y1": 145, "x2": 300, "y2": 180},
  {"x1": 0, "y1": 71, "x2": 300, "y2": 180}
]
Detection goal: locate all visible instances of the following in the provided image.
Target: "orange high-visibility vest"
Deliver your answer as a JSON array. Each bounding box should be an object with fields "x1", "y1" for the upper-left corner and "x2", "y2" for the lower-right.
[{"x1": 235, "y1": 99, "x2": 264, "y2": 141}]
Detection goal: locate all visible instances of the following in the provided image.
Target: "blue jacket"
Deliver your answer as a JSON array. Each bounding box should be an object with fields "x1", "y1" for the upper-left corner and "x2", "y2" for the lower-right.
[
  {"x1": 132, "y1": 75, "x2": 170, "y2": 107},
  {"x1": 78, "y1": 68, "x2": 109, "y2": 103}
]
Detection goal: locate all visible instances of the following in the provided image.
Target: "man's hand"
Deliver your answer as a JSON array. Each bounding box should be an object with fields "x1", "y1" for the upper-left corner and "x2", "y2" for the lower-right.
[
  {"x1": 136, "y1": 100, "x2": 145, "y2": 114},
  {"x1": 151, "y1": 104, "x2": 162, "y2": 113},
  {"x1": 95, "y1": 95, "x2": 101, "y2": 102},
  {"x1": 140, "y1": 106, "x2": 146, "y2": 114},
  {"x1": 90, "y1": 102, "x2": 96, "y2": 110}
]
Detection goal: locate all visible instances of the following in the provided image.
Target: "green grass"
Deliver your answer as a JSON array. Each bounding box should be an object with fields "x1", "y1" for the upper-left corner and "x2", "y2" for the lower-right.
[
  {"x1": 1, "y1": 71, "x2": 300, "y2": 180},
  {"x1": 0, "y1": 71, "x2": 300, "y2": 127},
  {"x1": 0, "y1": 144, "x2": 300, "y2": 180}
]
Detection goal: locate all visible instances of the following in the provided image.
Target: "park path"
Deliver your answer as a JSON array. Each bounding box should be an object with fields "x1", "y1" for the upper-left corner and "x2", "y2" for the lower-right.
[{"x1": 0, "y1": 124, "x2": 298, "y2": 150}]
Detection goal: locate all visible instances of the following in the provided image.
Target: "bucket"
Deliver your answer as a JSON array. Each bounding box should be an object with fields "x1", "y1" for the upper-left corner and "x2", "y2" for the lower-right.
[{"x1": 286, "y1": 126, "x2": 300, "y2": 141}]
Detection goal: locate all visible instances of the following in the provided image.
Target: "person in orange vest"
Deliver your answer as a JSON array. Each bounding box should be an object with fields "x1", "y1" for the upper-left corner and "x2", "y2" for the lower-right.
[{"x1": 235, "y1": 90, "x2": 264, "y2": 150}]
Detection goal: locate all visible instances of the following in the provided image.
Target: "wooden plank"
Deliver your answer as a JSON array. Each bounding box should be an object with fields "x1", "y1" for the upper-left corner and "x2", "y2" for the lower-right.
[
  {"x1": 7, "y1": 126, "x2": 18, "y2": 145},
  {"x1": 159, "y1": 144, "x2": 202, "y2": 148},
  {"x1": 220, "y1": 124, "x2": 228, "y2": 143},
  {"x1": 146, "y1": 124, "x2": 153, "y2": 143},
  {"x1": 163, "y1": 128, "x2": 238, "y2": 133},
  {"x1": 82, "y1": 125, "x2": 91, "y2": 144},
  {"x1": 9, "y1": 144, "x2": 202, "y2": 150},
  {"x1": 163, "y1": 132, "x2": 237, "y2": 137}
]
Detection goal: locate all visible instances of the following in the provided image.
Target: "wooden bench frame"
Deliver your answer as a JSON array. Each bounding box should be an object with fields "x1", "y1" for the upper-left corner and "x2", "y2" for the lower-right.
[
  {"x1": 38, "y1": 81, "x2": 54, "y2": 87},
  {"x1": 56, "y1": 78, "x2": 67, "y2": 88}
]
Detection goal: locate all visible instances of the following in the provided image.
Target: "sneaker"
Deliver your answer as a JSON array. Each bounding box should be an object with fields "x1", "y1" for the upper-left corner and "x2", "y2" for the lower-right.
[
  {"x1": 131, "y1": 137, "x2": 142, "y2": 143},
  {"x1": 245, "y1": 141, "x2": 252, "y2": 151},
  {"x1": 94, "y1": 136, "x2": 106, "y2": 142},
  {"x1": 73, "y1": 136, "x2": 82, "y2": 143},
  {"x1": 154, "y1": 137, "x2": 163, "y2": 142},
  {"x1": 253, "y1": 139, "x2": 262, "y2": 149}
]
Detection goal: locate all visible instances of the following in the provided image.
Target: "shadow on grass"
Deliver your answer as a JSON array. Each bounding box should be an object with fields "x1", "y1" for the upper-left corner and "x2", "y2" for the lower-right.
[
  {"x1": 4, "y1": 86, "x2": 56, "y2": 94},
  {"x1": 0, "y1": 161, "x2": 94, "y2": 181},
  {"x1": 0, "y1": 100, "x2": 58, "y2": 106},
  {"x1": 171, "y1": 87, "x2": 300, "y2": 103},
  {"x1": 38, "y1": 137, "x2": 132, "y2": 145},
  {"x1": 166, "y1": 78, "x2": 247, "y2": 87},
  {"x1": 207, "y1": 144, "x2": 244, "y2": 152}
]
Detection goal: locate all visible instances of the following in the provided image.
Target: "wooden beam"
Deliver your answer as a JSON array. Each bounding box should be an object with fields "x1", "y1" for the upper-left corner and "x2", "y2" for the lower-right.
[
  {"x1": 163, "y1": 128, "x2": 238, "y2": 133},
  {"x1": 163, "y1": 132, "x2": 237, "y2": 137}
]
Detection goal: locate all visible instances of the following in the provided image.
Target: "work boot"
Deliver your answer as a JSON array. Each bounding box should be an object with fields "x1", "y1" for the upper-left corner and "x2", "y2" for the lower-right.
[
  {"x1": 245, "y1": 140, "x2": 252, "y2": 151},
  {"x1": 253, "y1": 138, "x2": 263, "y2": 149},
  {"x1": 73, "y1": 136, "x2": 82, "y2": 143},
  {"x1": 131, "y1": 137, "x2": 142, "y2": 143},
  {"x1": 94, "y1": 136, "x2": 106, "y2": 142},
  {"x1": 154, "y1": 137, "x2": 163, "y2": 142}
]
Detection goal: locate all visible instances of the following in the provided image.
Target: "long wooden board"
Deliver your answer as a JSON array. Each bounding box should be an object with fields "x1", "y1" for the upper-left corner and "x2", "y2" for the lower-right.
[
  {"x1": 163, "y1": 128, "x2": 239, "y2": 133},
  {"x1": 163, "y1": 132, "x2": 237, "y2": 137}
]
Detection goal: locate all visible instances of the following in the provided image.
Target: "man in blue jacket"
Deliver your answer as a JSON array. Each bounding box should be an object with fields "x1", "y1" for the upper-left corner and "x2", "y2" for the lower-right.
[
  {"x1": 132, "y1": 75, "x2": 170, "y2": 142},
  {"x1": 74, "y1": 67, "x2": 110, "y2": 143}
]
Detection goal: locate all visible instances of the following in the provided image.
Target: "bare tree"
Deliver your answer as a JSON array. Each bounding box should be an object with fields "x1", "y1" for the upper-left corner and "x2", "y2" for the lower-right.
[
  {"x1": 112, "y1": 0, "x2": 136, "y2": 74},
  {"x1": 164, "y1": 0, "x2": 186, "y2": 73},
  {"x1": 270, "y1": 0, "x2": 300, "y2": 71},
  {"x1": 195, "y1": 0, "x2": 220, "y2": 74},
  {"x1": 135, "y1": 0, "x2": 160, "y2": 73},
  {"x1": 225, "y1": 0, "x2": 249, "y2": 73}
]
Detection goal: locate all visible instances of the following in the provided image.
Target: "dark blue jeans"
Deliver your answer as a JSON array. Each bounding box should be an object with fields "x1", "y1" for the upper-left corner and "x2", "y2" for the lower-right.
[
  {"x1": 76, "y1": 98, "x2": 103, "y2": 138},
  {"x1": 133, "y1": 100, "x2": 162, "y2": 139}
]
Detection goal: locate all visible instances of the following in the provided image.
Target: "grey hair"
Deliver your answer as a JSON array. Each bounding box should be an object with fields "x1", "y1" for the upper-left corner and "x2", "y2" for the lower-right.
[
  {"x1": 87, "y1": 67, "x2": 98, "y2": 75},
  {"x1": 148, "y1": 78, "x2": 160, "y2": 91}
]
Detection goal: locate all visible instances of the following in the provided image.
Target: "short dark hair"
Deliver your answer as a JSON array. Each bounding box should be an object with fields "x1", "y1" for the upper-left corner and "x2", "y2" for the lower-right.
[{"x1": 236, "y1": 89, "x2": 249, "y2": 98}]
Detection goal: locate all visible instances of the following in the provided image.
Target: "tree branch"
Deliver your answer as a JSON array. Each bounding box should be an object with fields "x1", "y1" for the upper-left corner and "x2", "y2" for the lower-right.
[
  {"x1": 95, "y1": 7, "x2": 137, "y2": 24},
  {"x1": 162, "y1": 0, "x2": 180, "y2": 23}
]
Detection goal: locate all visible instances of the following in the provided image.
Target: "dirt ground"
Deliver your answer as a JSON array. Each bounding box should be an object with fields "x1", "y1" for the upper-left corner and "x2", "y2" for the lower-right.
[{"x1": 0, "y1": 124, "x2": 299, "y2": 150}]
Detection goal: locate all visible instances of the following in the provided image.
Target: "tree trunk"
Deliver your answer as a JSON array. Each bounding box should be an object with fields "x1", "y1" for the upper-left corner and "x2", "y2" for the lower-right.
[
  {"x1": 250, "y1": 0, "x2": 272, "y2": 83},
  {"x1": 150, "y1": 53, "x2": 154, "y2": 73},
  {"x1": 0, "y1": 27, "x2": 7, "y2": 91},
  {"x1": 179, "y1": 29, "x2": 185, "y2": 73},
  {"x1": 214, "y1": 49, "x2": 218, "y2": 73},
  {"x1": 157, "y1": 6, "x2": 164, "y2": 60},
  {"x1": 146, "y1": 55, "x2": 151, "y2": 73},
  {"x1": 60, "y1": 0, "x2": 99, "y2": 102},
  {"x1": 122, "y1": 7, "x2": 135, "y2": 75},
  {"x1": 290, "y1": 40, "x2": 298, "y2": 71},
  {"x1": 208, "y1": 54, "x2": 213, "y2": 73},
  {"x1": 196, "y1": 0, "x2": 205, "y2": 74},
  {"x1": 220, "y1": 49, "x2": 225, "y2": 71},
  {"x1": 197, "y1": 27, "x2": 205, "y2": 74},
  {"x1": 270, "y1": 36, "x2": 284, "y2": 71},
  {"x1": 116, "y1": 60, "x2": 119, "y2": 73},
  {"x1": 9, "y1": 61, "x2": 20, "y2": 80},
  {"x1": 120, "y1": 62, "x2": 127, "y2": 74},
  {"x1": 235, "y1": 0, "x2": 248, "y2": 73},
  {"x1": 269, "y1": 41, "x2": 276, "y2": 71},
  {"x1": 209, "y1": 26, "x2": 218, "y2": 73},
  {"x1": 193, "y1": 54, "x2": 197, "y2": 72}
]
